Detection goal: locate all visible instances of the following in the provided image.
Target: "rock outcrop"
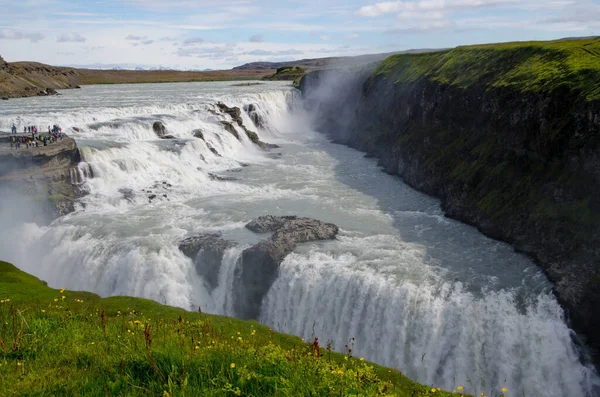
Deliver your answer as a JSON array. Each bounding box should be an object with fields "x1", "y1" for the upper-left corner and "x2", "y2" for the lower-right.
[
  {"x1": 299, "y1": 39, "x2": 600, "y2": 357},
  {"x1": 233, "y1": 216, "x2": 339, "y2": 319},
  {"x1": 220, "y1": 121, "x2": 240, "y2": 140},
  {"x1": 216, "y1": 102, "x2": 279, "y2": 150},
  {"x1": 177, "y1": 216, "x2": 339, "y2": 319},
  {"x1": 0, "y1": 134, "x2": 88, "y2": 219},
  {"x1": 217, "y1": 103, "x2": 243, "y2": 126},
  {"x1": 179, "y1": 233, "x2": 236, "y2": 289}
]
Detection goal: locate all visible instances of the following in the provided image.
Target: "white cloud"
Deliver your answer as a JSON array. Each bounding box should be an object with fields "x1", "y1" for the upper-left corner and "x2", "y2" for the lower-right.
[
  {"x1": 57, "y1": 32, "x2": 86, "y2": 43},
  {"x1": 0, "y1": 28, "x2": 44, "y2": 42},
  {"x1": 356, "y1": 0, "x2": 519, "y2": 17},
  {"x1": 183, "y1": 37, "x2": 204, "y2": 45},
  {"x1": 249, "y1": 34, "x2": 263, "y2": 42},
  {"x1": 320, "y1": 35, "x2": 330, "y2": 41},
  {"x1": 386, "y1": 19, "x2": 457, "y2": 33},
  {"x1": 126, "y1": 34, "x2": 148, "y2": 41},
  {"x1": 345, "y1": 33, "x2": 360, "y2": 39}
]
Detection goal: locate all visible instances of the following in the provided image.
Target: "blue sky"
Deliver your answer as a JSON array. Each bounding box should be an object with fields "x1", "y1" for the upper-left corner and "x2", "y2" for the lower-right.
[{"x1": 0, "y1": 0, "x2": 599, "y2": 70}]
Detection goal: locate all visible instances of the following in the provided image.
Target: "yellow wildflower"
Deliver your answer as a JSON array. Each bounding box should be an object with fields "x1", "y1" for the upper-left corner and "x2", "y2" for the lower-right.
[
  {"x1": 54, "y1": 298, "x2": 58, "y2": 302},
  {"x1": 344, "y1": 356, "x2": 348, "y2": 360},
  {"x1": 502, "y1": 388, "x2": 507, "y2": 393},
  {"x1": 458, "y1": 386, "x2": 464, "y2": 391},
  {"x1": 127, "y1": 329, "x2": 131, "y2": 333},
  {"x1": 431, "y1": 388, "x2": 436, "y2": 393},
  {"x1": 5, "y1": 299, "x2": 9, "y2": 302},
  {"x1": 0, "y1": 300, "x2": 4, "y2": 304},
  {"x1": 230, "y1": 363, "x2": 235, "y2": 369},
  {"x1": 41, "y1": 310, "x2": 46, "y2": 313},
  {"x1": 60, "y1": 288, "x2": 65, "y2": 293},
  {"x1": 195, "y1": 346, "x2": 199, "y2": 350},
  {"x1": 61, "y1": 295, "x2": 66, "y2": 300},
  {"x1": 437, "y1": 388, "x2": 441, "y2": 391},
  {"x1": 238, "y1": 337, "x2": 242, "y2": 341},
  {"x1": 17, "y1": 362, "x2": 22, "y2": 366},
  {"x1": 359, "y1": 357, "x2": 364, "y2": 361},
  {"x1": 480, "y1": 393, "x2": 485, "y2": 397},
  {"x1": 90, "y1": 342, "x2": 95, "y2": 345}
]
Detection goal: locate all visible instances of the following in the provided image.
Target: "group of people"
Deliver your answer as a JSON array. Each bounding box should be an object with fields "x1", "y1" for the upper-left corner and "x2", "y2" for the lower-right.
[
  {"x1": 11, "y1": 124, "x2": 62, "y2": 135},
  {"x1": 8, "y1": 123, "x2": 64, "y2": 150}
]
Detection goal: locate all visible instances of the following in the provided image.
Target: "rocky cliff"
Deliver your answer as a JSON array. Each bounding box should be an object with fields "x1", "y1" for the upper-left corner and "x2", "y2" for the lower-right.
[
  {"x1": 300, "y1": 38, "x2": 600, "y2": 357},
  {"x1": 0, "y1": 135, "x2": 89, "y2": 219}
]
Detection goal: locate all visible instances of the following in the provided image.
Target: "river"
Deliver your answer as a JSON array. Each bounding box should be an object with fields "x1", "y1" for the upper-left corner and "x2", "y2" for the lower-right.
[{"x1": 0, "y1": 81, "x2": 598, "y2": 396}]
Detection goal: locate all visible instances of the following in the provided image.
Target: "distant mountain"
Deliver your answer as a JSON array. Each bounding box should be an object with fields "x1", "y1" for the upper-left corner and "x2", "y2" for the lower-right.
[
  {"x1": 233, "y1": 49, "x2": 443, "y2": 71},
  {"x1": 135, "y1": 67, "x2": 145, "y2": 71}
]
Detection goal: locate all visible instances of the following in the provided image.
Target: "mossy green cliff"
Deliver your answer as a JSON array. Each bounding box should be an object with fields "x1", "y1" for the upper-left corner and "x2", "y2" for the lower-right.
[{"x1": 300, "y1": 37, "x2": 600, "y2": 357}]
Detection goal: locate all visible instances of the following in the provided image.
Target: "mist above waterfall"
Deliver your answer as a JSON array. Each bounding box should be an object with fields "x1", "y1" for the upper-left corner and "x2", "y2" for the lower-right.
[{"x1": 0, "y1": 81, "x2": 598, "y2": 397}]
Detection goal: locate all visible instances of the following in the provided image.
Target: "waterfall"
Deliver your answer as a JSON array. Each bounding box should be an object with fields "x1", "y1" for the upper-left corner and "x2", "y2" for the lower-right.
[{"x1": 0, "y1": 82, "x2": 597, "y2": 397}]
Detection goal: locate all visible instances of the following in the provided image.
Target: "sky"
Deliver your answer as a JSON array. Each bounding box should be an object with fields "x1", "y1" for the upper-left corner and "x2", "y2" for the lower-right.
[{"x1": 0, "y1": 0, "x2": 599, "y2": 70}]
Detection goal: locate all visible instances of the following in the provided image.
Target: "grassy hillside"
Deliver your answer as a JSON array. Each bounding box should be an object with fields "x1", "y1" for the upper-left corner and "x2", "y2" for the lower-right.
[
  {"x1": 370, "y1": 37, "x2": 600, "y2": 101},
  {"x1": 0, "y1": 261, "x2": 470, "y2": 396}
]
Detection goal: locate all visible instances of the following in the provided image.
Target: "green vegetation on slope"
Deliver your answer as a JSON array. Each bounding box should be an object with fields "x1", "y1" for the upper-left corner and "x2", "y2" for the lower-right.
[
  {"x1": 263, "y1": 66, "x2": 306, "y2": 86},
  {"x1": 0, "y1": 261, "x2": 468, "y2": 396},
  {"x1": 370, "y1": 37, "x2": 600, "y2": 101}
]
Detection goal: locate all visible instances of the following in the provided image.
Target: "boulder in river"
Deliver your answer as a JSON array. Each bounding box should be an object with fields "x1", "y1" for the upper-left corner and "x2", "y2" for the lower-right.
[
  {"x1": 243, "y1": 103, "x2": 265, "y2": 129},
  {"x1": 179, "y1": 233, "x2": 236, "y2": 289},
  {"x1": 234, "y1": 215, "x2": 339, "y2": 319},
  {"x1": 192, "y1": 129, "x2": 204, "y2": 140},
  {"x1": 152, "y1": 121, "x2": 167, "y2": 137},
  {"x1": 159, "y1": 135, "x2": 176, "y2": 140}
]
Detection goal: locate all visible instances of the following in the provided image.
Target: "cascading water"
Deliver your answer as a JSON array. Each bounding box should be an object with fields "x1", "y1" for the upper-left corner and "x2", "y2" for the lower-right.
[{"x1": 0, "y1": 81, "x2": 598, "y2": 397}]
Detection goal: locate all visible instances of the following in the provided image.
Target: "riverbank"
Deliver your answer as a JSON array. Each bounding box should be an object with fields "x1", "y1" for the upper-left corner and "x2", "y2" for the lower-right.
[{"x1": 300, "y1": 37, "x2": 600, "y2": 358}]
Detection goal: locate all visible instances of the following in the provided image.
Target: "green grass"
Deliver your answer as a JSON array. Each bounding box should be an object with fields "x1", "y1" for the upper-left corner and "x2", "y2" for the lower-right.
[
  {"x1": 0, "y1": 261, "x2": 469, "y2": 397},
  {"x1": 370, "y1": 38, "x2": 600, "y2": 101}
]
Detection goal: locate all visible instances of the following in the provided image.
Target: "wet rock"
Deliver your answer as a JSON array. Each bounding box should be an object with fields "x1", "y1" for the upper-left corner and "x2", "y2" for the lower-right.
[
  {"x1": 72, "y1": 127, "x2": 81, "y2": 133},
  {"x1": 152, "y1": 121, "x2": 166, "y2": 137},
  {"x1": 243, "y1": 103, "x2": 265, "y2": 128},
  {"x1": 241, "y1": 125, "x2": 279, "y2": 150},
  {"x1": 159, "y1": 135, "x2": 176, "y2": 139},
  {"x1": 207, "y1": 144, "x2": 221, "y2": 157},
  {"x1": 118, "y1": 188, "x2": 135, "y2": 203},
  {"x1": 246, "y1": 215, "x2": 298, "y2": 233},
  {"x1": 75, "y1": 85, "x2": 81, "y2": 89},
  {"x1": 179, "y1": 233, "x2": 236, "y2": 289},
  {"x1": 220, "y1": 121, "x2": 240, "y2": 140},
  {"x1": 192, "y1": 129, "x2": 204, "y2": 140},
  {"x1": 217, "y1": 103, "x2": 243, "y2": 126},
  {"x1": 208, "y1": 173, "x2": 237, "y2": 181},
  {"x1": 148, "y1": 194, "x2": 157, "y2": 201},
  {"x1": 233, "y1": 216, "x2": 339, "y2": 319},
  {"x1": 1, "y1": 97, "x2": 8, "y2": 101},
  {"x1": 46, "y1": 88, "x2": 58, "y2": 96}
]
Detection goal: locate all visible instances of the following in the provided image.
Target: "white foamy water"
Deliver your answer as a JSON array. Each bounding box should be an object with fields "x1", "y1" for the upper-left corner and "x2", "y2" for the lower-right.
[{"x1": 0, "y1": 81, "x2": 598, "y2": 397}]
